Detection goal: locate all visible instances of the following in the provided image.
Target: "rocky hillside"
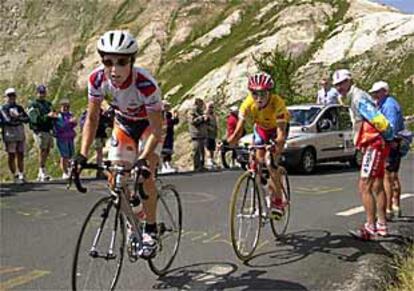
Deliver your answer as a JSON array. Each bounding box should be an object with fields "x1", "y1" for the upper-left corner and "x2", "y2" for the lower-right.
[{"x1": 1, "y1": 0, "x2": 413, "y2": 180}]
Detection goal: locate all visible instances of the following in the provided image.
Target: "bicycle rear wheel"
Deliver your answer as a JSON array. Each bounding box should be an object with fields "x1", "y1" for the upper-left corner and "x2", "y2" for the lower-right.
[
  {"x1": 230, "y1": 171, "x2": 262, "y2": 261},
  {"x1": 270, "y1": 168, "x2": 291, "y2": 238},
  {"x1": 72, "y1": 196, "x2": 125, "y2": 291},
  {"x1": 148, "y1": 185, "x2": 182, "y2": 276}
]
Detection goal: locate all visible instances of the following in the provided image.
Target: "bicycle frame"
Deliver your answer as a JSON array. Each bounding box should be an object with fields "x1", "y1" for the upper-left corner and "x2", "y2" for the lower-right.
[
  {"x1": 68, "y1": 162, "x2": 148, "y2": 257},
  {"x1": 247, "y1": 145, "x2": 281, "y2": 220}
]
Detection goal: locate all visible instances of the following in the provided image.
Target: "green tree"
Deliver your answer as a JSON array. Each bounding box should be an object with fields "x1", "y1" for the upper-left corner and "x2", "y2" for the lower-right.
[{"x1": 253, "y1": 48, "x2": 297, "y2": 104}]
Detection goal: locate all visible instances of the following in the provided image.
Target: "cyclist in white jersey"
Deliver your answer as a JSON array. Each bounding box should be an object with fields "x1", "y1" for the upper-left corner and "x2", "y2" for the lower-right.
[{"x1": 74, "y1": 30, "x2": 163, "y2": 258}]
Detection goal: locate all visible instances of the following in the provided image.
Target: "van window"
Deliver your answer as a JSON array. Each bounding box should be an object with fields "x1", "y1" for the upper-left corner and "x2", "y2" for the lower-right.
[
  {"x1": 338, "y1": 107, "x2": 352, "y2": 130},
  {"x1": 319, "y1": 108, "x2": 338, "y2": 131},
  {"x1": 289, "y1": 107, "x2": 321, "y2": 126}
]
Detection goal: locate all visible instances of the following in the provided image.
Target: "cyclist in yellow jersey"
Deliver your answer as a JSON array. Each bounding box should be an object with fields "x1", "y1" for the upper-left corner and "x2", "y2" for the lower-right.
[{"x1": 228, "y1": 72, "x2": 289, "y2": 218}]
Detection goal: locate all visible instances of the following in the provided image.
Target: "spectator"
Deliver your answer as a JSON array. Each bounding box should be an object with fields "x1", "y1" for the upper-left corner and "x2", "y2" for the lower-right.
[
  {"x1": 369, "y1": 81, "x2": 405, "y2": 218},
  {"x1": 225, "y1": 105, "x2": 240, "y2": 168},
  {"x1": 0, "y1": 88, "x2": 29, "y2": 183},
  {"x1": 188, "y1": 98, "x2": 208, "y2": 172},
  {"x1": 54, "y1": 98, "x2": 77, "y2": 179},
  {"x1": 79, "y1": 105, "x2": 114, "y2": 178},
  {"x1": 226, "y1": 106, "x2": 239, "y2": 139},
  {"x1": 316, "y1": 77, "x2": 340, "y2": 105},
  {"x1": 27, "y1": 84, "x2": 56, "y2": 181},
  {"x1": 333, "y1": 69, "x2": 392, "y2": 240},
  {"x1": 205, "y1": 102, "x2": 219, "y2": 169},
  {"x1": 161, "y1": 101, "x2": 179, "y2": 173},
  {"x1": 224, "y1": 105, "x2": 246, "y2": 168}
]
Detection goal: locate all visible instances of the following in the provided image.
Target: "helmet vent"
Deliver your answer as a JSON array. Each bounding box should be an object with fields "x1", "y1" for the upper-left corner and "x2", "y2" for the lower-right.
[
  {"x1": 109, "y1": 32, "x2": 114, "y2": 46},
  {"x1": 126, "y1": 40, "x2": 135, "y2": 49},
  {"x1": 119, "y1": 33, "x2": 125, "y2": 47}
]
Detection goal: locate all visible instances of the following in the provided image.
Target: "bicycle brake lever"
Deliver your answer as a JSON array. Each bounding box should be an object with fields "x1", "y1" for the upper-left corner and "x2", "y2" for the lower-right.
[{"x1": 69, "y1": 161, "x2": 87, "y2": 193}]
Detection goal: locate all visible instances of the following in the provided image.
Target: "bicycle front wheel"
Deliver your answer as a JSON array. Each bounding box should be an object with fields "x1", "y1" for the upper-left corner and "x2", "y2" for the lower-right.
[
  {"x1": 270, "y1": 167, "x2": 291, "y2": 238},
  {"x1": 72, "y1": 196, "x2": 125, "y2": 291},
  {"x1": 148, "y1": 184, "x2": 182, "y2": 276},
  {"x1": 229, "y1": 171, "x2": 262, "y2": 261}
]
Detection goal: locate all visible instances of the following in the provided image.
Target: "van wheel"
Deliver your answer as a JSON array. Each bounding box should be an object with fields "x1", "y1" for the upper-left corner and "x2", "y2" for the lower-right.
[{"x1": 300, "y1": 148, "x2": 316, "y2": 174}]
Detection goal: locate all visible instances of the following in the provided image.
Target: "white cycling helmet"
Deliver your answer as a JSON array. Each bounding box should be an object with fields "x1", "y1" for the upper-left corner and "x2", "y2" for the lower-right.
[{"x1": 97, "y1": 30, "x2": 138, "y2": 56}]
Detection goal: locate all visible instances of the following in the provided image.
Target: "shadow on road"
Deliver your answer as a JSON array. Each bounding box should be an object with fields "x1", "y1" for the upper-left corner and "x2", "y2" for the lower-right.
[
  {"x1": 244, "y1": 229, "x2": 410, "y2": 268},
  {"x1": 288, "y1": 163, "x2": 359, "y2": 176},
  {"x1": 0, "y1": 178, "x2": 102, "y2": 197},
  {"x1": 0, "y1": 182, "x2": 59, "y2": 197},
  {"x1": 391, "y1": 215, "x2": 414, "y2": 223},
  {"x1": 152, "y1": 261, "x2": 307, "y2": 290}
]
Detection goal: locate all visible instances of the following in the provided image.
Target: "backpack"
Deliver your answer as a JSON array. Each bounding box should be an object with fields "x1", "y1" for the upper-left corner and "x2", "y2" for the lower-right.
[
  {"x1": 27, "y1": 102, "x2": 41, "y2": 131},
  {"x1": 27, "y1": 100, "x2": 53, "y2": 132}
]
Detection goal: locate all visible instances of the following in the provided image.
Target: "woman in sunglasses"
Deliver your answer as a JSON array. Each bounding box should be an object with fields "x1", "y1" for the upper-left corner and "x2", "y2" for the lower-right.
[
  {"x1": 228, "y1": 72, "x2": 290, "y2": 219},
  {"x1": 75, "y1": 30, "x2": 163, "y2": 259}
]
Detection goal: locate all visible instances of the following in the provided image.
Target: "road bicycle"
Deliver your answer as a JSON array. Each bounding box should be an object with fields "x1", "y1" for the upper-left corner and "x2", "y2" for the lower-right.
[
  {"x1": 68, "y1": 160, "x2": 182, "y2": 290},
  {"x1": 229, "y1": 143, "x2": 291, "y2": 261}
]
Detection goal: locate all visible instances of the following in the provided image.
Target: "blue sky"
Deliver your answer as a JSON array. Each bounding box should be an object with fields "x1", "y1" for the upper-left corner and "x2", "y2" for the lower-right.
[{"x1": 373, "y1": 0, "x2": 414, "y2": 13}]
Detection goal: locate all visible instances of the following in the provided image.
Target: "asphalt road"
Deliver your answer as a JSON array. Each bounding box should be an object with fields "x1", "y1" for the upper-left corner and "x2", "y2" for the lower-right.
[{"x1": 1, "y1": 155, "x2": 413, "y2": 290}]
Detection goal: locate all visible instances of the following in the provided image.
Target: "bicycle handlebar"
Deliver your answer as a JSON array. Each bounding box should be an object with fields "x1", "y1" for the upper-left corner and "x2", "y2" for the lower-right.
[
  {"x1": 67, "y1": 162, "x2": 101, "y2": 193},
  {"x1": 67, "y1": 161, "x2": 150, "y2": 199},
  {"x1": 248, "y1": 140, "x2": 280, "y2": 169}
]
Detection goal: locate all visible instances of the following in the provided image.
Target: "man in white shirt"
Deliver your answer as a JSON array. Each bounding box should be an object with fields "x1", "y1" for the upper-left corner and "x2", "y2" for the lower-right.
[{"x1": 316, "y1": 77, "x2": 340, "y2": 105}]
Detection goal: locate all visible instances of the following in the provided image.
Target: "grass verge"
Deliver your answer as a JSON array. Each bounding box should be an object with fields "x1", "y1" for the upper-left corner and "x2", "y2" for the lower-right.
[{"x1": 388, "y1": 244, "x2": 414, "y2": 291}]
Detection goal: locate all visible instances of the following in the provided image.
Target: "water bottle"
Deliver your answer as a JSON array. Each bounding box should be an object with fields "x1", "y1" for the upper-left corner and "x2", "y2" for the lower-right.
[{"x1": 130, "y1": 195, "x2": 146, "y2": 220}]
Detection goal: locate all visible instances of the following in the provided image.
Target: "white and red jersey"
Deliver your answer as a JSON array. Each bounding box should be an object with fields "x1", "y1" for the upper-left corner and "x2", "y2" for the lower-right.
[{"x1": 88, "y1": 66, "x2": 162, "y2": 121}]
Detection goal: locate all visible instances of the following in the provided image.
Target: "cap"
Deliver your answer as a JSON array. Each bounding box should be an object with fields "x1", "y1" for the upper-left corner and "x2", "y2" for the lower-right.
[
  {"x1": 332, "y1": 69, "x2": 351, "y2": 85},
  {"x1": 230, "y1": 105, "x2": 238, "y2": 112},
  {"x1": 59, "y1": 98, "x2": 70, "y2": 105},
  {"x1": 369, "y1": 81, "x2": 389, "y2": 93},
  {"x1": 37, "y1": 84, "x2": 47, "y2": 94},
  {"x1": 4, "y1": 88, "x2": 16, "y2": 96}
]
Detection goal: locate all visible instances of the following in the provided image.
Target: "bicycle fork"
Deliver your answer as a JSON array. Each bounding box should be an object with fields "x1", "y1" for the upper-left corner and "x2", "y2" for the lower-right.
[{"x1": 89, "y1": 199, "x2": 119, "y2": 260}]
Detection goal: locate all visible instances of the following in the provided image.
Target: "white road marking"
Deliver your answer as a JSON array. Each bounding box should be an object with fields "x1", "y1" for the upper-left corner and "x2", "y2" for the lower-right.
[
  {"x1": 335, "y1": 193, "x2": 414, "y2": 216},
  {"x1": 193, "y1": 265, "x2": 233, "y2": 285}
]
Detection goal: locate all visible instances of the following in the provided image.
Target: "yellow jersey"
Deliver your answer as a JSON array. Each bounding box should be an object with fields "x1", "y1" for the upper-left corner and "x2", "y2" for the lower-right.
[{"x1": 239, "y1": 93, "x2": 290, "y2": 129}]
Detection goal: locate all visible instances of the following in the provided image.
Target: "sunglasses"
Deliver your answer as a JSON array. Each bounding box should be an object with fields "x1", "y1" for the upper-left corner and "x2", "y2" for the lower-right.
[
  {"x1": 251, "y1": 90, "x2": 269, "y2": 99},
  {"x1": 102, "y1": 57, "x2": 131, "y2": 67}
]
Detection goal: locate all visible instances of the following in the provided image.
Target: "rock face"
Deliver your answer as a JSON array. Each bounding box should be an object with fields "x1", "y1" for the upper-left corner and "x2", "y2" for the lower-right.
[
  {"x1": 1, "y1": 0, "x2": 413, "y2": 173},
  {"x1": 1, "y1": 0, "x2": 412, "y2": 98},
  {"x1": 179, "y1": 1, "x2": 337, "y2": 110},
  {"x1": 295, "y1": 1, "x2": 414, "y2": 92}
]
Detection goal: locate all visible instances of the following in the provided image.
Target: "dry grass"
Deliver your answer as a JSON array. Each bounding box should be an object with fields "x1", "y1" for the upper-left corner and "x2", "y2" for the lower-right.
[{"x1": 388, "y1": 244, "x2": 414, "y2": 291}]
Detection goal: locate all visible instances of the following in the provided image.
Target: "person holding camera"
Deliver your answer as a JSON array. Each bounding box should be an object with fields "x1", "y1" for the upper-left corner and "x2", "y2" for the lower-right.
[{"x1": 0, "y1": 88, "x2": 29, "y2": 183}]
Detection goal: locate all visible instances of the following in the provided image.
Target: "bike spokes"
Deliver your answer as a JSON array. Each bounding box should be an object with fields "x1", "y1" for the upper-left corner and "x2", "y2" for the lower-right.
[
  {"x1": 230, "y1": 172, "x2": 262, "y2": 261},
  {"x1": 72, "y1": 197, "x2": 125, "y2": 291},
  {"x1": 270, "y1": 170, "x2": 291, "y2": 238},
  {"x1": 148, "y1": 185, "x2": 182, "y2": 276}
]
